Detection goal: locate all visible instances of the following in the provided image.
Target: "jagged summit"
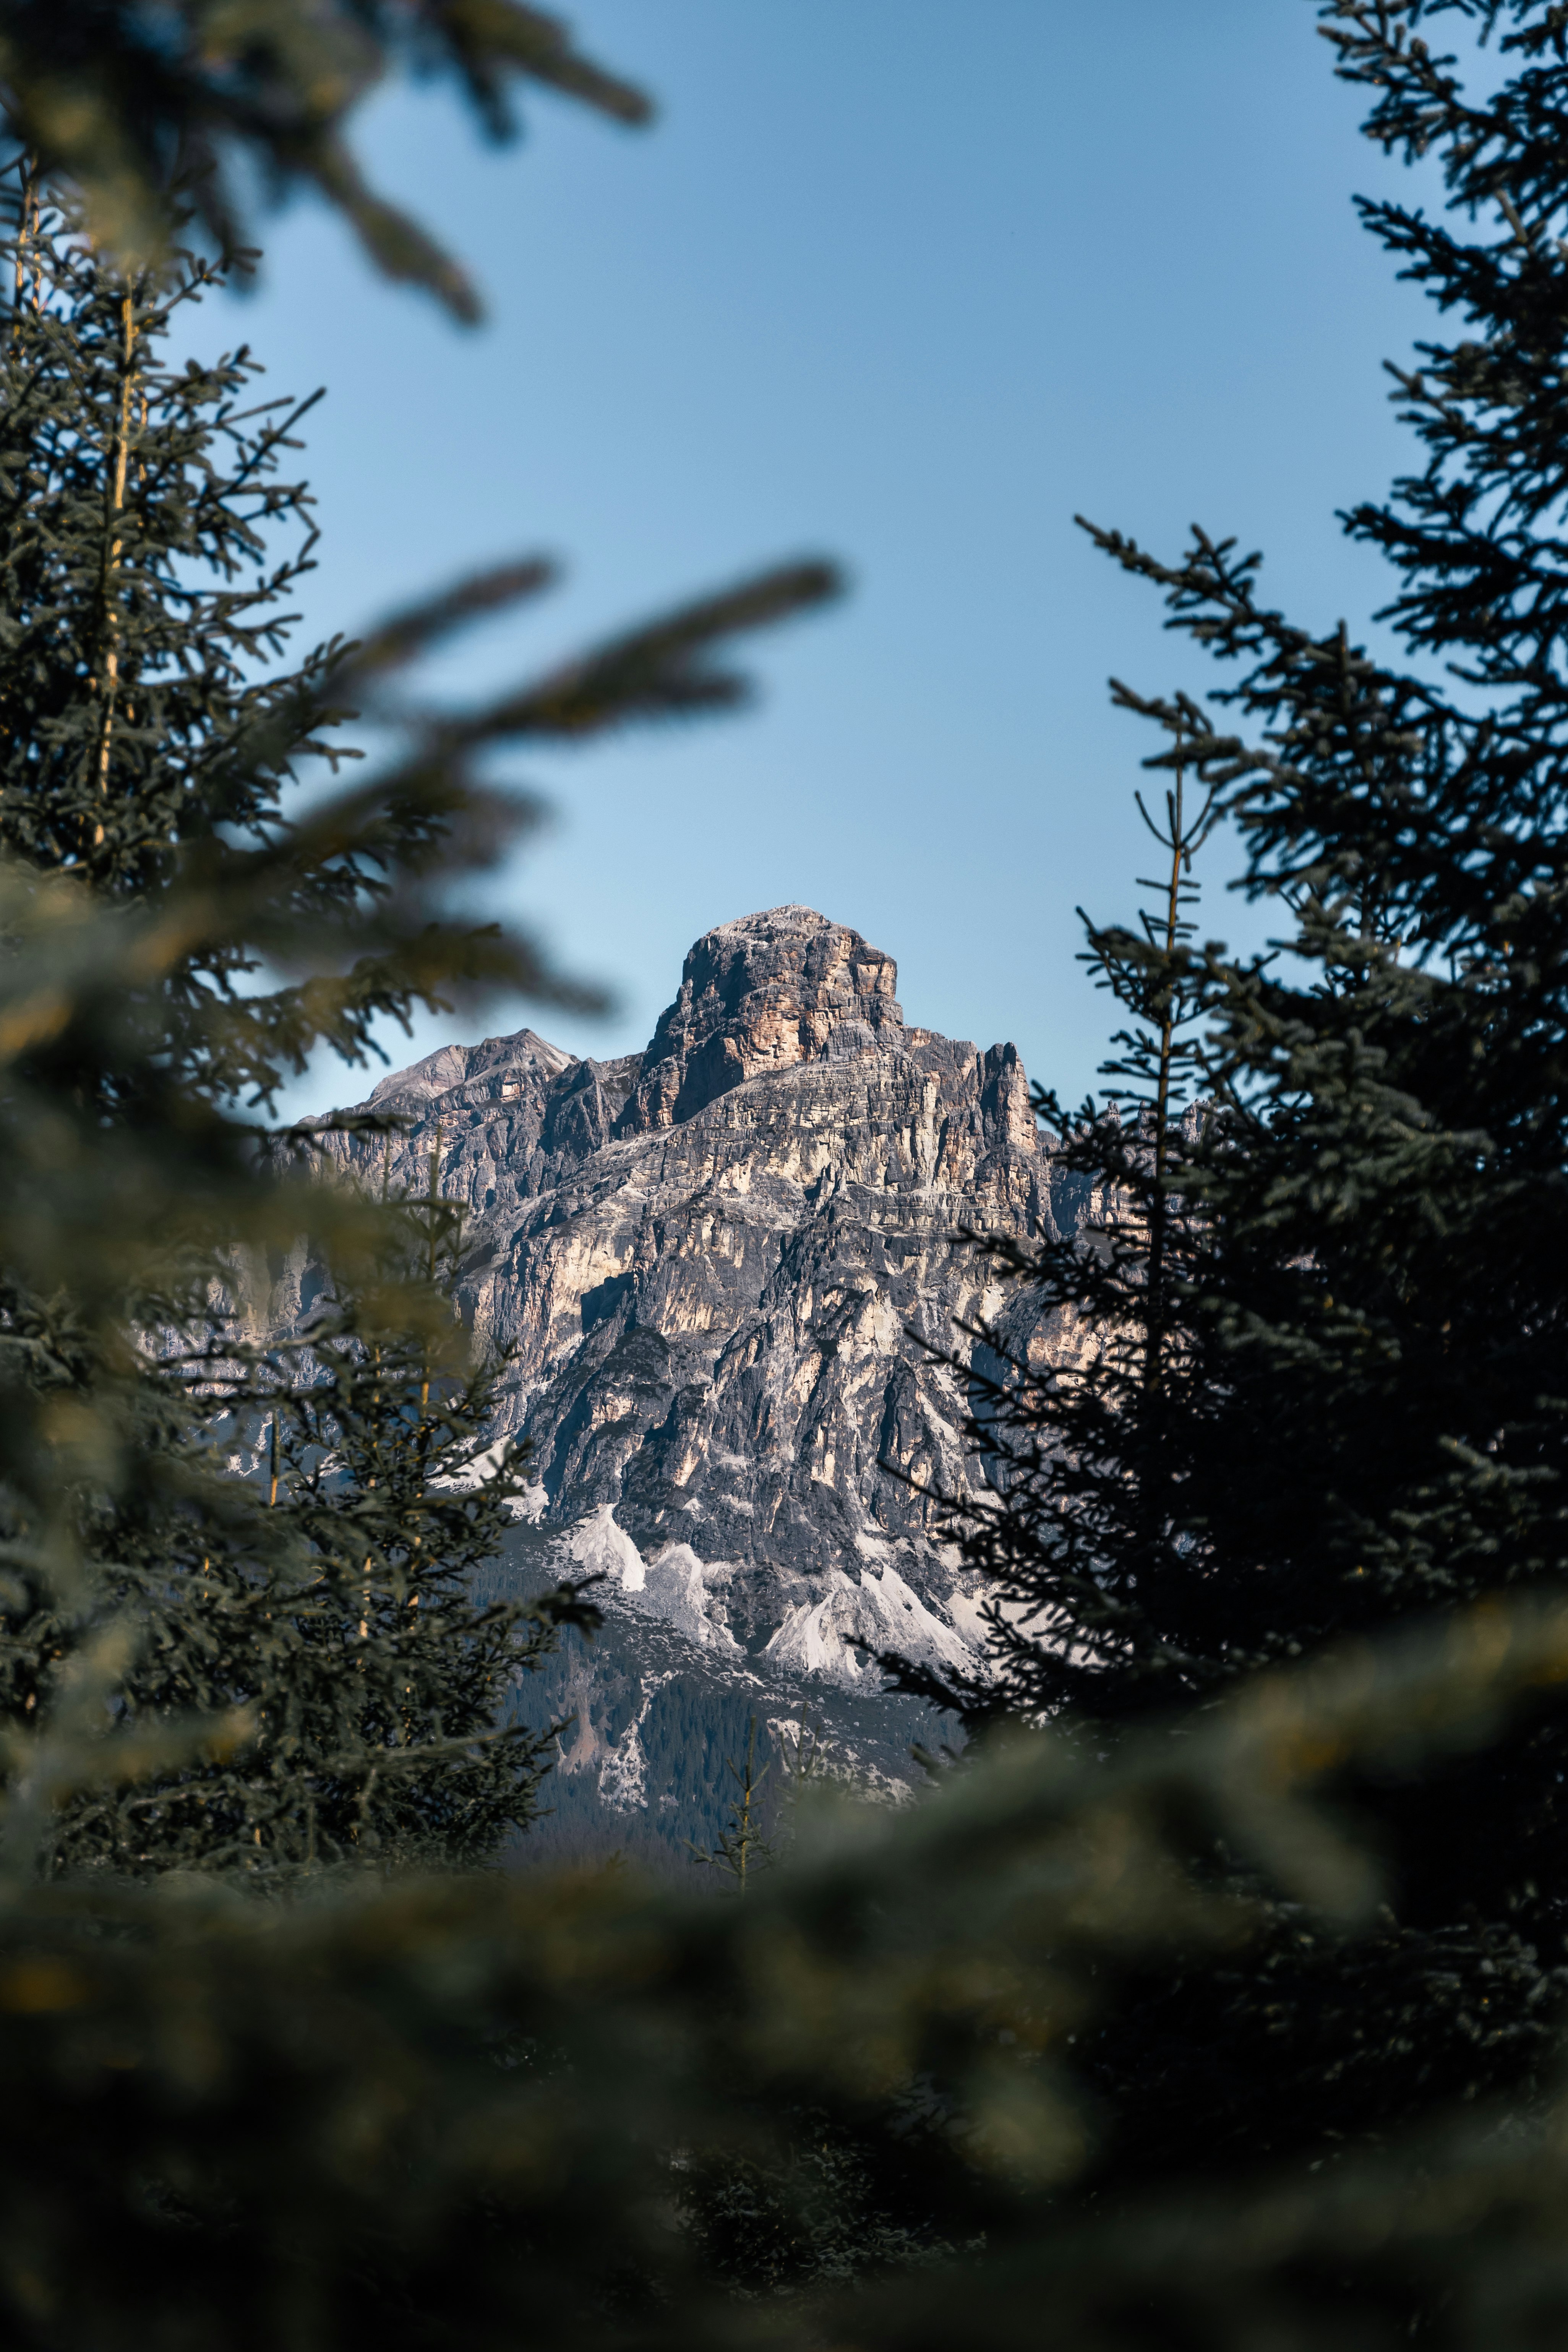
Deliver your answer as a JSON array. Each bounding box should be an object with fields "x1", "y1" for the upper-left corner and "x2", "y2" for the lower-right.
[
  {"x1": 327, "y1": 906, "x2": 907, "y2": 1154},
  {"x1": 616, "y1": 905, "x2": 905, "y2": 1134},
  {"x1": 358, "y1": 1028, "x2": 572, "y2": 1121}
]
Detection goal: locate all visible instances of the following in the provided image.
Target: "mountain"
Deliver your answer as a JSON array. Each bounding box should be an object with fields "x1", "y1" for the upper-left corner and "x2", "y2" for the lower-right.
[{"x1": 282, "y1": 906, "x2": 1075, "y2": 1857}]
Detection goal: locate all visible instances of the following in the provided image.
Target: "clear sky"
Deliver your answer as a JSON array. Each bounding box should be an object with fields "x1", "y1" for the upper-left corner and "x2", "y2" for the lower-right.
[{"x1": 212, "y1": 0, "x2": 1453, "y2": 1114}]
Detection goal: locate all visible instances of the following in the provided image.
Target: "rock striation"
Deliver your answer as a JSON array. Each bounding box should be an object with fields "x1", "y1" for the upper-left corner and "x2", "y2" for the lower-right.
[{"x1": 290, "y1": 907, "x2": 1081, "y2": 1721}]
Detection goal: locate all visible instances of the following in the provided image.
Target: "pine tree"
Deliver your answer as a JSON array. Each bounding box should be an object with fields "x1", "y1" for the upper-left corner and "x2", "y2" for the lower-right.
[
  {"x1": 18, "y1": 1152, "x2": 600, "y2": 1884},
  {"x1": 246, "y1": 1128, "x2": 600, "y2": 1877},
  {"x1": 881, "y1": 0, "x2": 1568, "y2": 2192},
  {"x1": 686, "y1": 1715, "x2": 774, "y2": 1890},
  {"x1": 882, "y1": 731, "x2": 1223, "y2": 1729},
  {"x1": 0, "y1": 165, "x2": 839, "y2": 1881},
  {"x1": 0, "y1": 161, "x2": 613, "y2": 1112},
  {"x1": 0, "y1": 171, "x2": 561, "y2": 1878}
]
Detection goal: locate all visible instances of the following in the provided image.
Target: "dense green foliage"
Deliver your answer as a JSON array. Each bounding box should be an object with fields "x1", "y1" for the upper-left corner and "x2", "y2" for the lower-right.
[
  {"x1": 256, "y1": 1141, "x2": 600, "y2": 1875},
  {"x1": 0, "y1": 1602, "x2": 1563, "y2": 2350},
  {"x1": 880, "y1": 0, "x2": 1568, "y2": 2202},
  {"x1": 0, "y1": 174, "x2": 568, "y2": 1877},
  {"x1": 23, "y1": 1137, "x2": 604, "y2": 1884}
]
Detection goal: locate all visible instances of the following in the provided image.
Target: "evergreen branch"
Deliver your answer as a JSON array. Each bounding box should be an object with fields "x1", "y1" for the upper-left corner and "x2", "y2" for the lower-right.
[
  {"x1": 444, "y1": 558, "x2": 846, "y2": 741},
  {"x1": 431, "y1": 0, "x2": 654, "y2": 132},
  {"x1": 0, "y1": 0, "x2": 654, "y2": 318},
  {"x1": 341, "y1": 556, "x2": 559, "y2": 681}
]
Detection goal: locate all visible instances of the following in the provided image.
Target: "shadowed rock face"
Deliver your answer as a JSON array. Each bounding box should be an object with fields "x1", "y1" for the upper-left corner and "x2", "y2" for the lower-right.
[{"x1": 297, "y1": 909, "x2": 1082, "y2": 1689}]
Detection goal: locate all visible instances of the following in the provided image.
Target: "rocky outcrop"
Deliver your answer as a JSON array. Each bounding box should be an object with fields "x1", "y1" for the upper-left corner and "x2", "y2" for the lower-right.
[
  {"x1": 616, "y1": 904, "x2": 905, "y2": 1132},
  {"x1": 293, "y1": 907, "x2": 1081, "y2": 1696}
]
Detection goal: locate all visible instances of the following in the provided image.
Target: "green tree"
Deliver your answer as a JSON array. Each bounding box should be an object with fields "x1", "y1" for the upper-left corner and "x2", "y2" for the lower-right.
[
  {"x1": 0, "y1": 165, "x2": 837, "y2": 1880},
  {"x1": 884, "y1": 0, "x2": 1568, "y2": 2195},
  {"x1": 253, "y1": 1129, "x2": 600, "y2": 1877},
  {"x1": 0, "y1": 159, "x2": 614, "y2": 1102},
  {"x1": 11, "y1": 1127, "x2": 600, "y2": 1885},
  {"x1": 686, "y1": 1714, "x2": 774, "y2": 1891},
  {"x1": 0, "y1": 1587, "x2": 1549, "y2": 2352},
  {"x1": 880, "y1": 731, "x2": 1222, "y2": 1734}
]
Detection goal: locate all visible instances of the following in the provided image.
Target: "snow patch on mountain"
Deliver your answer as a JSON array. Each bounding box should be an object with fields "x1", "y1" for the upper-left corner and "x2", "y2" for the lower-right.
[
  {"x1": 560, "y1": 1505, "x2": 741, "y2": 1657},
  {"x1": 597, "y1": 1672, "x2": 677, "y2": 1812},
  {"x1": 562, "y1": 1502, "x2": 647, "y2": 1592},
  {"x1": 763, "y1": 1559, "x2": 982, "y2": 1689}
]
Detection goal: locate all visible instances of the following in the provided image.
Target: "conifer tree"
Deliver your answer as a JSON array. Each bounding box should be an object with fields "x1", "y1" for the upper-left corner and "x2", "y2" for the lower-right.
[
  {"x1": 247, "y1": 1128, "x2": 600, "y2": 1876},
  {"x1": 0, "y1": 163, "x2": 838, "y2": 1881},
  {"x1": 18, "y1": 1131, "x2": 598, "y2": 1883},
  {"x1": 0, "y1": 159, "x2": 608, "y2": 1111},
  {"x1": 882, "y1": 731, "x2": 1222, "y2": 1729},
  {"x1": 882, "y1": 0, "x2": 1568, "y2": 2191},
  {"x1": 686, "y1": 1715, "x2": 774, "y2": 1890}
]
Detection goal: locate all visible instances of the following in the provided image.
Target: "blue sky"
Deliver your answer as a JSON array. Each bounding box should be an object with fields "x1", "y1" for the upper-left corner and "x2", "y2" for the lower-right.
[{"x1": 213, "y1": 0, "x2": 1454, "y2": 1114}]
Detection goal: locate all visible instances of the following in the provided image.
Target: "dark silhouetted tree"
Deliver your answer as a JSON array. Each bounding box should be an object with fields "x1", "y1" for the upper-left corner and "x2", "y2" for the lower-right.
[{"x1": 881, "y1": 0, "x2": 1568, "y2": 2193}]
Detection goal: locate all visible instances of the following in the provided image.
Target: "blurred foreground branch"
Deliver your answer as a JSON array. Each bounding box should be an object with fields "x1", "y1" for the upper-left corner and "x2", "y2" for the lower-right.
[
  {"x1": 0, "y1": 0, "x2": 654, "y2": 317},
  {"x1": 0, "y1": 1599, "x2": 1562, "y2": 2345}
]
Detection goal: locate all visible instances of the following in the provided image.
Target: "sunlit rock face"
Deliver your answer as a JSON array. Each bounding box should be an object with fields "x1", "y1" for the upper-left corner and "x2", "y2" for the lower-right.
[
  {"x1": 300, "y1": 908, "x2": 1083, "y2": 1694},
  {"x1": 616, "y1": 904, "x2": 906, "y2": 1133}
]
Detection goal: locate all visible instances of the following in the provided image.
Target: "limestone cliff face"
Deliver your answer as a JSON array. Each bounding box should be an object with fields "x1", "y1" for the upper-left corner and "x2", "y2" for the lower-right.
[
  {"x1": 616, "y1": 904, "x2": 905, "y2": 1133},
  {"x1": 302, "y1": 907, "x2": 1079, "y2": 1691}
]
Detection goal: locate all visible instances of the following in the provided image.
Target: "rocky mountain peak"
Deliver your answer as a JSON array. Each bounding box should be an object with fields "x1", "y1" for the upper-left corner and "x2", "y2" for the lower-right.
[
  {"x1": 292, "y1": 906, "x2": 1086, "y2": 1796},
  {"x1": 616, "y1": 905, "x2": 904, "y2": 1135}
]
